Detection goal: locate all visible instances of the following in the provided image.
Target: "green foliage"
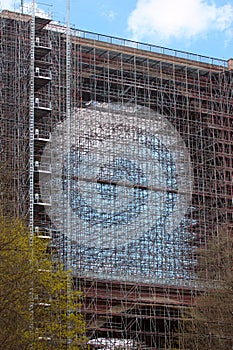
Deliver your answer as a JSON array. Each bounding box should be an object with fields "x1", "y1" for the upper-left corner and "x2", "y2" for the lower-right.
[
  {"x1": 0, "y1": 215, "x2": 87, "y2": 349},
  {"x1": 0, "y1": 215, "x2": 32, "y2": 348}
]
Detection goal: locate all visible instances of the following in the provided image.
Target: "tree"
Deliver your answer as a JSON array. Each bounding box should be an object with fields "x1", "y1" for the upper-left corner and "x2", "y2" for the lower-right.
[
  {"x1": 0, "y1": 216, "x2": 32, "y2": 348},
  {"x1": 0, "y1": 215, "x2": 87, "y2": 349},
  {"x1": 180, "y1": 226, "x2": 233, "y2": 350}
]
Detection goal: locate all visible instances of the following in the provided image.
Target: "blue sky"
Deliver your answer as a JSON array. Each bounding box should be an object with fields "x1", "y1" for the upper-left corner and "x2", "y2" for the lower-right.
[{"x1": 1, "y1": 0, "x2": 233, "y2": 60}]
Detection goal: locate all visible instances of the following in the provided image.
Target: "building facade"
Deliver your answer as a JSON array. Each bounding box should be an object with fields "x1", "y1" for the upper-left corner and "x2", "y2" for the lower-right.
[{"x1": 0, "y1": 10, "x2": 232, "y2": 349}]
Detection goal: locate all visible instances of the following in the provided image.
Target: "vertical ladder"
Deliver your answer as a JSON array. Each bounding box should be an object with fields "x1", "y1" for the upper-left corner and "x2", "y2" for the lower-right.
[
  {"x1": 29, "y1": 1, "x2": 35, "y2": 244},
  {"x1": 66, "y1": 0, "x2": 72, "y2": 270},
  {"x1": 29, "y1": 2, "x2": 35, "y2": 346}
]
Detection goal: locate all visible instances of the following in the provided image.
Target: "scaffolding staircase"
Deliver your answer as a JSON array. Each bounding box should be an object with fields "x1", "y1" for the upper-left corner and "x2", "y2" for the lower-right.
[
  {"x1": 29, "y1": 12, "x2": 54, "y2": 343},
  {"x1": 32, "y1": 16, "x2": 52, "y2": 211}
]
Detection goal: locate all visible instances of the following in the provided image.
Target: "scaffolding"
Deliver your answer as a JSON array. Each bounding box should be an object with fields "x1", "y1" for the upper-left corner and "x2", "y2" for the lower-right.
[{"x1": 0, "y1": 9, "x2": 232, "y2": 349}]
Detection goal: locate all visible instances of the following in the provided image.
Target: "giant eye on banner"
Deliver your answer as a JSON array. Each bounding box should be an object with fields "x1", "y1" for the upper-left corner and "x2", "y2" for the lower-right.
[{"x1": 40, "y1": 103, "x2": 193, "y2": 284}]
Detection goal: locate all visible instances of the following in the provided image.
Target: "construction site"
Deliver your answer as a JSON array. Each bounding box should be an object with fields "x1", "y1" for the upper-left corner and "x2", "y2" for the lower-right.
[{"x1": 0, "y1": 6, "x2": 232, "y2": 349}]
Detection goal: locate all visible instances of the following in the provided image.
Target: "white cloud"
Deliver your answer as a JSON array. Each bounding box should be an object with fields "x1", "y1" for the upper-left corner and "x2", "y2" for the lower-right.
[
  {"x1": 127, "y1": 0, "x2": 233, "y2": 43},
  {"x1": 0, "y1": 0, "x2": 18, "y2": 11},
  {"x1": 102, "y1": 9, "x2": 117, "y2": 22},
  {"x1": 98, "y1": 2, "x2": 117, "y2": 23},
  {"x1": 0, "y1": 0, "x2": 50, "y2": 18}
]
